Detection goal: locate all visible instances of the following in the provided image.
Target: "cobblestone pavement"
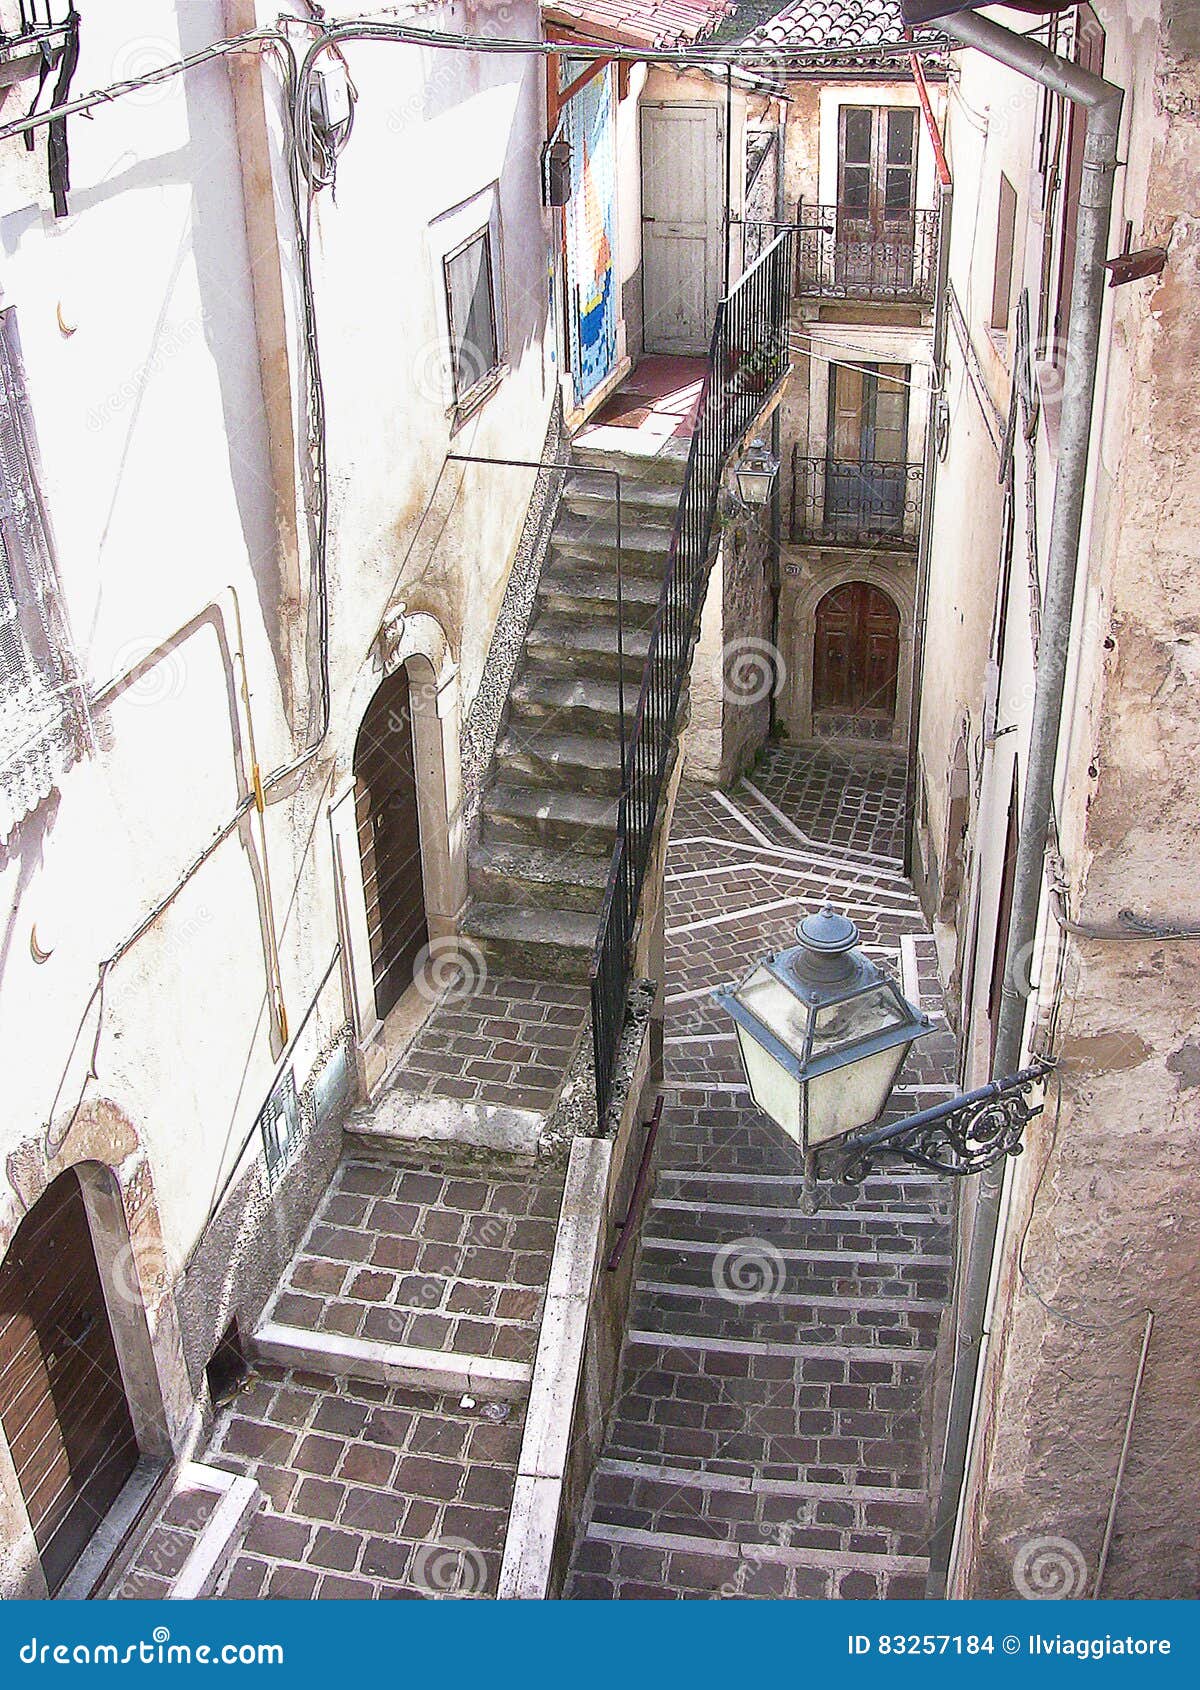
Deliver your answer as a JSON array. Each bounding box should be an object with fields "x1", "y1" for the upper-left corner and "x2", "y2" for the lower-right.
[
  {"x1": 114, "y1": 1144, "x2": 561, "y2": 1599},
  {"x1": 565, "y1": 752, "x2": 957, "y2": 1599},
  {"x1": 206, "y1": 1369, "x2": 524, "y2": 1599},
  {"x1": 747, "y1": 744, "x2": 909, "y2": 862},
  {"x1": 393, "y1": 976, "x2": 589, "y2": 1118},
  {"x1": 267, "y1": 1143, "x2": 565, "y2": 1366}
]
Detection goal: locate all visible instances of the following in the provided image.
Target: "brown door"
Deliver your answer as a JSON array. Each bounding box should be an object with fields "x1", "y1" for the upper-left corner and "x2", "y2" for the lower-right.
[
  {"x1": 988, "y1": 766, "x2": 1022, "y2": 1067},
  {"x1": 0, "y1": 1168, "x2": 138, "y2": 1595},
  {"x1": 836, "y1": 106, "x2": 917, "y2": 292},
  {"x1": 826, "y1": 362, "x2": 910, "y2": 535},
  {"x1": 354, "y1": 668, "x2": 428, "y2": 1020},
  {"x1": 813, "y1": 582, "x2": 900, "y2": 733}
]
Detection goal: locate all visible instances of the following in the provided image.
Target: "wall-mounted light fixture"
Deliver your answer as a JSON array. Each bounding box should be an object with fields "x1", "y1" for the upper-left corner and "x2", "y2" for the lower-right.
[{"x1": 715, "y1": 906, "x2": 1052, "y2": 1210}]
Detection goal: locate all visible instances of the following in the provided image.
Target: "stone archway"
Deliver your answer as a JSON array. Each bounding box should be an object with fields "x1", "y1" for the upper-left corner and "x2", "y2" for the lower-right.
[
  {"x1": 329, "y1": 609, "x2": 467, "y2": 1090},
  {"x1": 0, "y1": 1105, "x2": 189, "y2": 1599},
  {"x1": 779, "y1": 553, "x2": 915, "y2": 748}
]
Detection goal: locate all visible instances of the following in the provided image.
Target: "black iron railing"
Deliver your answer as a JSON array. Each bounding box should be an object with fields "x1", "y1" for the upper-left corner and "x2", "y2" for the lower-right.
[
  {"x1": 794, "y1": 203, "x2": 938, "y2": 303},
  {"x1": 1, "y1": 2, "x2": 68, "y2": 38},
  {"x1": 789, "y1": 451, "x2": 923, "y2": 548},
  {"x1": 590, "y1": 232, "x2": 793, "y2": 1126}
]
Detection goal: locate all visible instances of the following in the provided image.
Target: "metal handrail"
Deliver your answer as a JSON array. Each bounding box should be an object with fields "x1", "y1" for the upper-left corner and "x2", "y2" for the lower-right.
[{"x1": 590, "y1": 231, "x2": 793, "y2": 1125}]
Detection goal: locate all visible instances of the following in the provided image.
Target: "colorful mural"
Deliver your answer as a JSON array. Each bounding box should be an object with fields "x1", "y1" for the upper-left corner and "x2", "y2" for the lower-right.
[{"x1": 564, "y1": 64, "x2": 617, "y2": 406}]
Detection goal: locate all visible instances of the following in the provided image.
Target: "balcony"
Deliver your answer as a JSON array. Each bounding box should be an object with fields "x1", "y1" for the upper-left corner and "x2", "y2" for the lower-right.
[
  {"x1": 788, "y1": 452, "x2": 923, "y2": 549},
  {"x1": 794, "y1": 204, "x2": 939, "y2": 305},
  {"x1": 0, "y1": 3, "x2": 71, "y2": 89}
]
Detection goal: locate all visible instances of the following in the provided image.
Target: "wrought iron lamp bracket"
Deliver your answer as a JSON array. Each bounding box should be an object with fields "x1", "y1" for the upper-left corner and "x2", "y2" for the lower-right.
[{"x1": 813, "y1": 1059, "x2": 1055, "y2": 1191}]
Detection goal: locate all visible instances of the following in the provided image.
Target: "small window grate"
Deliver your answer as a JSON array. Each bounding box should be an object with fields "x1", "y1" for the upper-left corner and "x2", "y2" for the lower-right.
[{"x1": 258, "y1": 1067, "x2": 299, "y2": 1185}]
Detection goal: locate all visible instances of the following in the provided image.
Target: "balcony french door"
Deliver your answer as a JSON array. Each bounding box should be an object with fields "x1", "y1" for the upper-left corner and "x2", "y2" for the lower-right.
[
  {"x1": 835, "y1": 107, "x2": 918, "y2": 294},
  {"x1": 825, "y1": 362, "x2": 910, "y2": 535}
]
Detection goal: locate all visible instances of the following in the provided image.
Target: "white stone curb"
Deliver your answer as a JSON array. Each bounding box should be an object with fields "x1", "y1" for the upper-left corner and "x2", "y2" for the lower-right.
[
  {"x1": 250, "y1": 1322, "x2": 532, "y2": 1400},
  {"x1": 498, "y1": 1135, "x2": 612, "y2": 1600}
]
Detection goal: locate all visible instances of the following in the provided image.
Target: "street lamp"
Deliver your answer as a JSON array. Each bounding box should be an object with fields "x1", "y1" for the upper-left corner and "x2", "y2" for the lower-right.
[
  {"x1": 714, "y1": 908, "x2": 931, "y2": 1154},
  {"x1": 714, "y1": 906, "x2": 1053, "y2": 1210},
  {"x1": 733, "y1": 438, "x2": 780, "y2": 508}
]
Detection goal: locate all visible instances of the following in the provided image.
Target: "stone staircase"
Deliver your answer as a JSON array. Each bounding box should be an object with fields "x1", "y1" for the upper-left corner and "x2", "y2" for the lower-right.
[{"x1": 460, "y1": 437, "x2": 689, "y2": 982}]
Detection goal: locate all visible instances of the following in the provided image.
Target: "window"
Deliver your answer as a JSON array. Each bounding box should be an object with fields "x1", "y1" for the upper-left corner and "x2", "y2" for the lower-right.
[
  {"x1": 0, "y1": 307, "x2": 84, "y2": 842},
  {"x1": 837, "y1": 107, "x2": 917, "y2": 224},
  {"x1": 991, "y1": 173, "x2": 1018, "y2": 333},
  {"x1": 443, "y1": 229, "x2": 500, "y2": 407}
]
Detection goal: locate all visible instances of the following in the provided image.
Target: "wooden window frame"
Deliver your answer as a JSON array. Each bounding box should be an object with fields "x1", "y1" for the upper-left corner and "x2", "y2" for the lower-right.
[
  {"x1": 442, "y1": 226, "x2": 501, "y2": 411},
  {"x1": 991, "y1": 173, "x2": 1019, "y2": 334}
]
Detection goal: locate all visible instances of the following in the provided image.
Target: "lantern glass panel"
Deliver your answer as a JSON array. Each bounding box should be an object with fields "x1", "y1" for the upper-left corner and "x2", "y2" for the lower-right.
[
  {"x1": 810, "y1": 984, "x2": 910, "y2": 1062},
  {"x1": 736, "y1": 1026, "x2": 802, "y2": 1145},
  {"x1": 737, "y1": 962, "x2": 812, "y2": 1054},
  {"x1": 806, "y1": 1042, "x2": 912, "y2": 1145}
]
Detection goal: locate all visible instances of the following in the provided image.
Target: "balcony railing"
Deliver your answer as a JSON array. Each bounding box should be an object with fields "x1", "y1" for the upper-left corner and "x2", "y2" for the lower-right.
[
  {"x1": 794, "y1": 203, "x2": 938, "y2": 304},
  {"x1": 789, "y1": 451, "x2": 923, "y2": 548},
  {"x1": 590, "y1": 231, "x2": 794, "y2": 1127}
]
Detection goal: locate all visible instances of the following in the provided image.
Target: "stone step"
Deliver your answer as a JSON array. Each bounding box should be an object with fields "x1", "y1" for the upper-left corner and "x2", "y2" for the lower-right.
[
  {"x1": 494, "y1": 727, "x2": 623, "y2": 796},
  {"x1": 550, "y1": 513, "x2": 672, "y2": 575},
  {"x1": 579, "y1": 1521, "x2": 929, "y2": 1586},
  {"x1": 641, "y1": 1200, "x2": 949, "y2": 1253},
  {"x1": 635, "y1": 1239, "x2": 950, "y2": 1302},
  {"x1": 585, "y1": 1462, "x2": 931, "y2": 1558},
  {"x1": 507, "y1": 673, "x2": 629, "y2": 741},
  {"x1": 251, "y1": 1320, "x2": 532, "y2": 1401},
  {"x1": 526, "y1": 612, "x2": 652, "y2": 683},
  {"x1": 458, "y1": 897, "x2": 599, "y2": 981},
  {"x1": 570, "y1": 437, "x2": 691, "y2": 486},
  {"x1": 537, "y1": 565, "x2": 664, "y2": 625},
  {"x1": 482, "y1": 781, "x2": 617, "y2": 854},
  {"x1": 560, "y1": 472, "x2": 683, "y2": 524},
  {"x1": 468, "y1": 839, "x2": 611, "y2": 913},
  {"x1": 626, "y1": 1292, "x2": 941, "y2": 1353},
  {"x1": 653, "y1": 1169, "x2": 949, "y2": 1216}
]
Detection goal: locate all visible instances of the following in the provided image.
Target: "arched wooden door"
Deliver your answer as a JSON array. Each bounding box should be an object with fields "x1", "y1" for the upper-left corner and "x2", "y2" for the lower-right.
[
  {"x1": 813, "y1": 582, "x2": 900, "y2": 737},
  {"x1": 0, "y1": 1168, "x2": 139, "y2": 1594},
  {"x1": 354, "y1": 667, "x2": 429, "y2": 1021}
]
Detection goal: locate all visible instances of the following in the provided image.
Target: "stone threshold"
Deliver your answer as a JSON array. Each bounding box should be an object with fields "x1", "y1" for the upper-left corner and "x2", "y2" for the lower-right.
[
  {"x1": 169, "y1": 1465, "x2": 262, "y2": 1600},
  {"x1": 586, "y1": 1520, "x2": 929, "y2": 1576},
  {"x1": 596, "y1": 1458, "x2": 925, "y2": 1506},
  {"x1": 250, "y1": 1320, "x2": 532, "y2": 1401}
]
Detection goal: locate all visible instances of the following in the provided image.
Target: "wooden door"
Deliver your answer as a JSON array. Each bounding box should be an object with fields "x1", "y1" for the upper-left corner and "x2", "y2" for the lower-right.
[
  {"x1": 354, "y1": 668, "x2": 428, "y2": 1021},
  {"x1": 0, "y1": 1169, "x2": 138, "y2": 1595},
  {"x1": 836, "y1": 106, "x2": 918, "y2": 292},
  {"x1": 813, "y1": 582, "x2": 900, "y2": 732},
  {"x1": 826, "y1": 362, "x2": 909, "y2": 533},
  {"x1": 641, "y1": 103, "x2": 723, "y2": 354}
]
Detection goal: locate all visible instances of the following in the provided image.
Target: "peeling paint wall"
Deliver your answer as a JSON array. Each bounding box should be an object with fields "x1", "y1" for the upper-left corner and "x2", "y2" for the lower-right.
[{"x1": 918, "y1": 0, "x2": 1200, "y2": 1601}]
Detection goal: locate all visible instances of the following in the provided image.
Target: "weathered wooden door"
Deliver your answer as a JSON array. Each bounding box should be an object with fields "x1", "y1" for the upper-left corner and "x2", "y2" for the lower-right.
[
  {"x1": 836, "y1": 106, "x2": 917, "y2": 292},
  {"x1": 825, "y1": 362, "x2": 910, "y2": 534},
  {"x1": 813, "y1": 582, "x2": 900, "y2": 732},
  {"x1": 0, "y1": 1168, "x2": 139, "y2": 1594},
  {"x1": 641, "y1": 103, "x2": 723, "y2": 354},
  {"x1": 354, "y1": 668, "x2": 428, "y2": 1021}
]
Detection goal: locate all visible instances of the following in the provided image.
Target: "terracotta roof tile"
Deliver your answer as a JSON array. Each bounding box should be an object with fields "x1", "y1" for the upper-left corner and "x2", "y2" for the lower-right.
[{"x1": 542, "y1": 0, "x2": 735, "y2": 51}]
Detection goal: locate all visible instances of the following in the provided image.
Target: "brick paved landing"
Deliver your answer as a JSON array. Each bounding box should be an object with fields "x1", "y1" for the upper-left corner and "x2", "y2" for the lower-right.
[
  {"x1": 267, "y1": 1144, "x2": 564, "y2": 1367},
  {"x1": 389, "y1": 975, "x2": 589, "y2": 1119},
  {"x1": 747, "y1": 745, "x2": 909, "y2": 862},
  {"x1": 566, "y1": 756, "x2": 956, "y2": 1600},
  {"x1": 205, "y1": 1367, "x2": 524, "y2": 1598}
]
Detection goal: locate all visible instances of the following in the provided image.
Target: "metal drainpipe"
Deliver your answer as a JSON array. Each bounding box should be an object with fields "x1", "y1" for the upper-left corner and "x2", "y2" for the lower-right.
[
  {"x1": 904, "y1": 173, "x2": 952, "y2": 878},
  {"x1": 925, "y1": 9, "x2": 1124, "y2": 1597}
]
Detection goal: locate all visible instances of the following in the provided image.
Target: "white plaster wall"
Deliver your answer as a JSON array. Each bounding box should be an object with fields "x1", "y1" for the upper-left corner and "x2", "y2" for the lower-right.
[{"x1": 0, "y1": 0, "x2": 553, "y2": 1402}]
